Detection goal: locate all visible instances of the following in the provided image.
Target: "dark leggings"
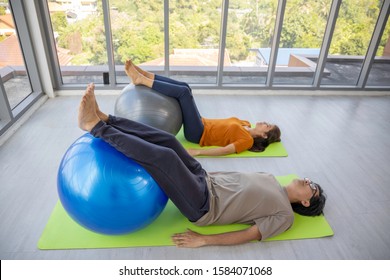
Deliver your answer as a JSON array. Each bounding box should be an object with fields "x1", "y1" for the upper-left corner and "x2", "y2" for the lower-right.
[
  {"x1": 152, "y1": 75, "x2": 204, "y2": 143},
  {"x1": 90, "y1": 115, "x2": 209, "y2": 222}
]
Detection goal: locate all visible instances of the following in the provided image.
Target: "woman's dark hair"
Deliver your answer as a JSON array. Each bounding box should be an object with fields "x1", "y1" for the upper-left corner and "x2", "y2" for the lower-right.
[
  {"x1": 291, "y1": 183, "x2": 327, "y2": 216},
  {"x1": 249, "y1": 125, "x2": 281, "y2": 152}
]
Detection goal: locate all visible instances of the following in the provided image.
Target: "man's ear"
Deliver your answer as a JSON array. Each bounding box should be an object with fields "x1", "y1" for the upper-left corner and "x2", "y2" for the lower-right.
[
  {"x1": 301, "y1": 200, "x2": 310, "y2": 208},
  {"x1": 261, "y1": 133, "x2": 268, "y2": 139}
]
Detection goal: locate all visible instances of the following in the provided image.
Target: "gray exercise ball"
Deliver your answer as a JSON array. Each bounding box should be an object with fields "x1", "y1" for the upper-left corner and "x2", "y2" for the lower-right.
[{"x1": 115, "y1": 84, "x2": 183, "y2": 135}]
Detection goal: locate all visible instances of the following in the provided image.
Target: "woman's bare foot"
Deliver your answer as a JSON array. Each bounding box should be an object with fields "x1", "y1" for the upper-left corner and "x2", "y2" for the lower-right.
[
  {"x1": 78, "y1": 83, "x2": 100, "y2": 132},
  {"x1": 125, "y1": 60, "x2": 145, "y2": 85},
  {"x1": 127, "y1": 59, "x2": 155, "y2": 80},
  {"x1": 125, "y1": 60, "x2": 154, "y2": 88}
]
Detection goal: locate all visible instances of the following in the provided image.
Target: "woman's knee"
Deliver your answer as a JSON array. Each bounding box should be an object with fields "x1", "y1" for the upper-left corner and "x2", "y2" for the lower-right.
[
  {"x1": 177, "y1": 86, "x2": 192, "y2": 98},
  {"x1": 184, "y1": 131, "x2": 202, "y2": 144}
]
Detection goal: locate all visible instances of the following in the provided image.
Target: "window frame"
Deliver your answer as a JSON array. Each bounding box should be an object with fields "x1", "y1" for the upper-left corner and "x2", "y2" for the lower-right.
[{"x1": 0, "y1": 0, "x2": 44, "y2": 136}]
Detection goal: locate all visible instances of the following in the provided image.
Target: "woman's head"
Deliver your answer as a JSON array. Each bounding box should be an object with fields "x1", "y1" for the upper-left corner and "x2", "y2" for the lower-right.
[{"x1": 249, "y1": 122, "x2": 281, "y2": 152}]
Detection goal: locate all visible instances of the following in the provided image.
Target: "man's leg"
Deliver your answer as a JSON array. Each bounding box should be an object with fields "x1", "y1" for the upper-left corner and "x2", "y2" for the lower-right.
[
  {"x1": 107, "y1": 115, "x2": 202, "y2": 174},
  {"x1": 90, "y1": 121, "x2": 209, "y2": 222},
  {"x1": 79, "y1": 84, "x2": 209, "y2": 221}
]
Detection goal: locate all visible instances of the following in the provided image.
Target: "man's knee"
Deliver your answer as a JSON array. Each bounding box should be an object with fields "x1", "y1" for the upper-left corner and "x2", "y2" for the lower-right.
[{"x1": 155, "y1": 146, "x2": 178, "y2": 163}]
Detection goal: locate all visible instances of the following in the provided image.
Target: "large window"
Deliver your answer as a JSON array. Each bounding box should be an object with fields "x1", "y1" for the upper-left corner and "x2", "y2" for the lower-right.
[
  {"x1": 47, "y1": 0, "x2": 107, "y2": 84},
  {"x1": 321, "y1": 0, "x2": 383, "y2": 86},
  {"x1": 273, "y1": 0, "x2": 332, "y2": 85},
  {"x1": 42, "y1": 0, "x2": 390, "y2": 89},
  {"x1": 0, "y1": 0, "x2": 43, "y2": 136},
  {"x1": 366, "y1": 13, "x2": 390, "y2": 87},
  {"x1": 0, "y1": 0, "x2": 32, "y2": 109},
  {"x1": 7, "y1": 0, "x2": 389, "y2": 91},
  {"x1": 111, "y1": 0, "x2": 164, "y2": 84},
  {"x1": 223, "y1": 0, "x2": 278, "y2": 85},
  {"x1": 168, "y1": 0, "x2": 223, "y2": 84}
]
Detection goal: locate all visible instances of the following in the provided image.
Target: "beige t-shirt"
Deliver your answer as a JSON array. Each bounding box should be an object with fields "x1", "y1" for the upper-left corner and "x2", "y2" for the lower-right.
[{"x1": 195, "y1": 172, "x2": 294, "y2": 240}]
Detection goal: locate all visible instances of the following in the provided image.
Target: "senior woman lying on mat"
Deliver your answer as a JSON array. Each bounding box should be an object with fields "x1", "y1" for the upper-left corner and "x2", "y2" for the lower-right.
[
  {"x1": 78, "y1": 83, "x2": 326, "y2": 248},
  {"x1": 124, "y1": 59, "x2": 281, "y2": 157}
]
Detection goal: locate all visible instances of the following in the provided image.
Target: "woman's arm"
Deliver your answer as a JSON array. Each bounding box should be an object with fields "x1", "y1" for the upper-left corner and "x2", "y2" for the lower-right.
[
  {"x1": 187, "y1": 143, "x2": 236, "y2": 157},
  {"x1": 171, "y1": 225, "x2": 261, "y2": 248}
]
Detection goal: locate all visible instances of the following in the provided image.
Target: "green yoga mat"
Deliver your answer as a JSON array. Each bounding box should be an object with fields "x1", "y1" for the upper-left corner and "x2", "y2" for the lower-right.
[
  {"x1": 38, "y1": 175, "x2": 333, "y2": 250},
  {"x1": 176, "y1": 128, "x2": 288, "y2": 157}
]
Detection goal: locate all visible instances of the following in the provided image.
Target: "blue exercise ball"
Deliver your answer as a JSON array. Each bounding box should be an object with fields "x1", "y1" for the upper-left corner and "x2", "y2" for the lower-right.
[
  {"x1": 115, "y1": 84, "x2": 183, "y2": 135},
  {"x1": 57, "y1": 133, "x2": 168, "y2": 235}
]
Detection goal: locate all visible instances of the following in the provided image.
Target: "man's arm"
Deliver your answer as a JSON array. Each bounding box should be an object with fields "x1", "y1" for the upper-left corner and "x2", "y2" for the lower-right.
[
  {"x1": 187, "y1": 143, "x2": 236, "y2": 157},
  {"x1": 171, "y1": 225, "x2": 261, "y2": 248}
]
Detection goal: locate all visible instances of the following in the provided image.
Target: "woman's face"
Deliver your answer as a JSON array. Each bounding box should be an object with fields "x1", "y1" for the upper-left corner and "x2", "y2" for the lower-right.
[{"x1": 254, "y1": 122, "x2": 274, "y2": 137}]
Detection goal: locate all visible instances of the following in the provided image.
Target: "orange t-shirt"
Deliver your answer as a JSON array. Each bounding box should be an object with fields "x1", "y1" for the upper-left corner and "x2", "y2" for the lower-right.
[{"x1": 199, "y1": 117, "x2": 254, "y2": 153}]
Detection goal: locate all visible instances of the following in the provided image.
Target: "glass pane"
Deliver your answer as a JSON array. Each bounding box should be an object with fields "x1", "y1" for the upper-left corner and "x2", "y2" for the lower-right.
[
  {"x1": 321, "y1": 0, "x2": 383, "y2": 86},
  {"x1": 169, "y1": 0, "x2": 222, "y2": 84},
  {"x1": 0, "y1": 1, "x2": 32, "y2": 109},
  {"x1": 110, "y1": 0, "x2": 164, "y2": 84},
  {"x1": 273, "y1": 0, "x2": 332, "y2": 85},
  {"x1": 47, "y1": 0, "x2": 107, "y2": 84},
  {"x1": 223, "y1": 0, "x2": 278, "y2": 85},
  {"x1": 366, "y1": 14, "x2": 390, "y2": 87}
]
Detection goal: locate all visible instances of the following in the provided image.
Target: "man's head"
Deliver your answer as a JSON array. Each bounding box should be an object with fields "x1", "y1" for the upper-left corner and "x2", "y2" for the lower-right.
[{"x1": 288, "y1": 178, "x2": 326, "y2": 216}]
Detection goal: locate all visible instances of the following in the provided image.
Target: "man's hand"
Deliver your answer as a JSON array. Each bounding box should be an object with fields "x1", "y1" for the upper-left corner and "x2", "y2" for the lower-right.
[
  {"x1": 172, "y1": 225, "x2": 261, "y2": 248},
  {"x1": 172, "y1": 229, "x2": 206, "y2": 248}
]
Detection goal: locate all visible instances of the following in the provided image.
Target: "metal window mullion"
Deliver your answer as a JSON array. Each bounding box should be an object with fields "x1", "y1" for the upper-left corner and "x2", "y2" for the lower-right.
[
  {"x1": 217, "y1": 0, "x2": 229, "y2": 86},
  {"x1": 266, "y1": 0, "x2": 286, "y2": 87},
  {"x1": 9, "y1": 0, "x2": 42, "y2": 93},
  {"x1": 102, "y1": 0, "x2": 116, "y2": 85},
  {"x1": 30, "y1": 0, "x2": 60, "y2": 88},
  {"x1": 164, "y1": 0, "x2": 169, "y2": 76},
  {"x1": 36, "y1": 0, "x2": 62, "y2": 88},
  {"x1": 0, "y1": 77, "x2": 12, "y2": 122},
  {"x1": 313, "y1": 0, "x2": 341, "y2": 87},
  {"x1": 357, "y1": 0, "x2": 390, "y2": 88}
]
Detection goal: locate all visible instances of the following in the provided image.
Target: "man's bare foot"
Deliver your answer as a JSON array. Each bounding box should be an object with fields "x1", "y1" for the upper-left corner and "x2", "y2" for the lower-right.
[
  {"x1": 96, "y1": 107, "x2": 109, "y2": 123},
  {"x1": 127, "y1": 59, "x2": 155, "y2": 80},
  {"x1": 86, "y1": 83, "x2": 109, "y2": 122},
  {"x1": 78, "y1": 83, "x2": 100, "y2": 132},
  {"x1": 125, "y1": 60, "x2": 145, "y2": 85}
]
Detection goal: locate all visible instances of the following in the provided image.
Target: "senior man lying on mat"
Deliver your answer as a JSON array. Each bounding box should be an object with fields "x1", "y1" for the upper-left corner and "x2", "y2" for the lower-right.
[{"x1": 78, "y1": 83, "x2": 326, "y2": 248}]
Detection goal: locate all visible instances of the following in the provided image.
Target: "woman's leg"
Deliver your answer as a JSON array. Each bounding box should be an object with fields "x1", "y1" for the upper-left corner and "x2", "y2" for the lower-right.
[
  {"x1": 151, "y1": 79, "x2": 204, "y2": 143},
  {"x1": 125, "y1": 60, "x2": 204, "y2": 143},
  {"x1": 127, "y1": 60, "x2": 190, "y2": 89},
  {"x1": 154, "y1": 74, "x2": 191, "y2": 89}
]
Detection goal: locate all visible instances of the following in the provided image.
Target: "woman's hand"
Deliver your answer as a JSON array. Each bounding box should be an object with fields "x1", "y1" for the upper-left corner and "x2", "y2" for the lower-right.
[
  {"x1": 187, "y1": 148, "x2": 201, "y2": 157},
  {"x1": 172, "y1": 229, "x2": 206, "y2": 248},
  {"x1": 187, "y1": 144, "x2": 236, "y2": 157}
]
